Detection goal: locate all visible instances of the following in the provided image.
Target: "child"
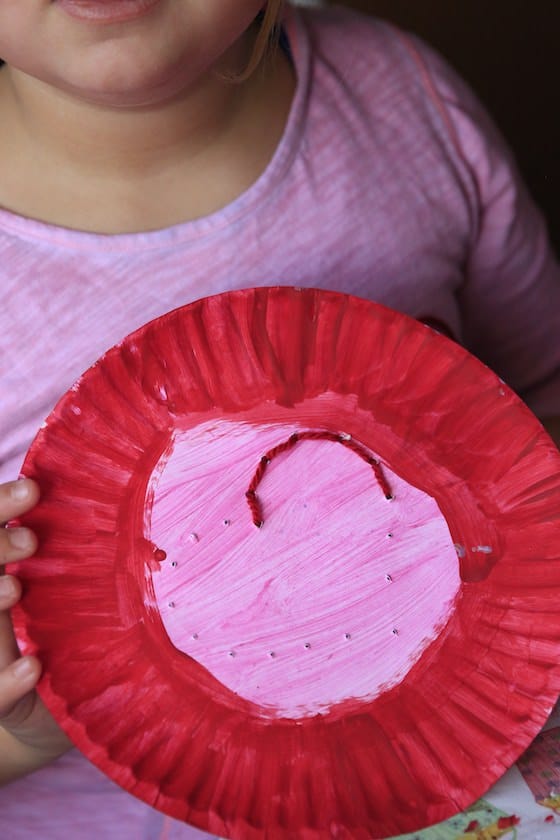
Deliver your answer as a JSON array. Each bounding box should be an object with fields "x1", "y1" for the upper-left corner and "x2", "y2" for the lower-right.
[{"x1": 0, "y1": 1, "x2": 559, "y2": 837}]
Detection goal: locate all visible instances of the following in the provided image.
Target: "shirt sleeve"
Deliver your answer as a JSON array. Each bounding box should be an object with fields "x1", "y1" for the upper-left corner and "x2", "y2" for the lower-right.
[{"x1": 399, "y1": 31, "x2": 560, "y2": 420}]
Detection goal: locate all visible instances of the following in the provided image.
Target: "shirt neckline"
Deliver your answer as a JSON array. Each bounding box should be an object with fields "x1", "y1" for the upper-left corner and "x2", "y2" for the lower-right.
[{"x1": 0, "y1": 5, "x2": 309, "y2": 254}]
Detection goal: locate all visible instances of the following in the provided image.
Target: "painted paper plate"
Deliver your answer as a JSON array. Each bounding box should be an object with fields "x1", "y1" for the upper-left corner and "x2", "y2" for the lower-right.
[{"x1": 11, "y1": 287, "x2": 560, "y2": 839}]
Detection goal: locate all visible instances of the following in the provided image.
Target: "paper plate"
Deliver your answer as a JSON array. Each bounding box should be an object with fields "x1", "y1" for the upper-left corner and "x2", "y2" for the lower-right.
[{"x1": 11, "y1": 287, "x2": 560, "y2": 839}]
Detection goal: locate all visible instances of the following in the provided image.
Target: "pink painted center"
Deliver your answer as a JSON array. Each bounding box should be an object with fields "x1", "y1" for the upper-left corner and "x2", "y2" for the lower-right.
[{"x1": 147, "y1": 419, "x2": 461, "y2": 718}]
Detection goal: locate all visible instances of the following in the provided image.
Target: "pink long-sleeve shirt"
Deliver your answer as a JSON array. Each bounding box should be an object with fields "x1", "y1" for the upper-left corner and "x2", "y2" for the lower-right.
[{"x1": 1, "y1": 4, "x2": 559, "y2": 838}]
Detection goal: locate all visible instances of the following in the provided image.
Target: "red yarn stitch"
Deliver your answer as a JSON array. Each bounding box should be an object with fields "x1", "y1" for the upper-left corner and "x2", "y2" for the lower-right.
[{"x1": 245, "y1": 431, "x2": 393, "y2": 528}]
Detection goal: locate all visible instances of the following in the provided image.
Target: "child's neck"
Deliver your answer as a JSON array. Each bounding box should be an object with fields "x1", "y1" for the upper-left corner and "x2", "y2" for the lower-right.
[{"x1": 0, "y1": 35, "x2": 295, "y2": 234}]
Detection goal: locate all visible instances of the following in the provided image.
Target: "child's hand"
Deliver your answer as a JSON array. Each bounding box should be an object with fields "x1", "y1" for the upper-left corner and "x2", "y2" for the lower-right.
[{"x1": 0, "y1": 480, "x2": 72, "y2": 781}]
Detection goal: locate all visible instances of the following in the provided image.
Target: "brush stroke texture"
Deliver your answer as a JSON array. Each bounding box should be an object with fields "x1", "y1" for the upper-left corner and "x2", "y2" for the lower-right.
[
  {"x1": 149, "y1": 419, "x2": 460, "y2": 717},
  {"x1": 10, "y1": 288, "x2": 560, "y2": 839}
]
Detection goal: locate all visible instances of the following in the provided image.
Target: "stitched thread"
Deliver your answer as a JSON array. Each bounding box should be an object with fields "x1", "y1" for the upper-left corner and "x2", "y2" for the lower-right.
[{"x1": 245, "y1": 430, "x2": 393, "y2": 528}]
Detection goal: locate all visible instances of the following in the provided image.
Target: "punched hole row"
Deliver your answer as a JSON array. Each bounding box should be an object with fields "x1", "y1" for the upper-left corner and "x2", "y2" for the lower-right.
[{"x1": 183, "y1": 629, "x2": 402, "y2": 656}]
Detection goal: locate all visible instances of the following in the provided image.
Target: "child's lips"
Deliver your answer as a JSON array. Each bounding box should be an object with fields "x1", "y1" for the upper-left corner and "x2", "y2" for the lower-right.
[{"x1": 55, "y1": 0, "x2": 163, "y2": 25}]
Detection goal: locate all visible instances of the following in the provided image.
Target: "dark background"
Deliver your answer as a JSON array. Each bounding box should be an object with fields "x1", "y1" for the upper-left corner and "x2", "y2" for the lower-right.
[{"x1": 337, "y1": 0, "x2": 559, "y2": 253}]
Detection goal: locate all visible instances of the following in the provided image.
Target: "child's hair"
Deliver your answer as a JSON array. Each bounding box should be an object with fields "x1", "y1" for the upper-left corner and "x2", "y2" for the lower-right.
[{"x1": 240, "y1": 0, "x2": 285, "y2": 80}]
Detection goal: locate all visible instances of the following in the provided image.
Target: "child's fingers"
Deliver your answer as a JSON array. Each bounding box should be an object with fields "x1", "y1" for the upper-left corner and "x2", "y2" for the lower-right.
[
  {"x1": 0, "y1": 575, "x2": 39, "y2": 720},
  {"x1": 0, "y1": 482, "x2": 42, "y2": 724},
  {"x1": 0, "y1": 656, "x2": 41, "y2": 721},
  {"x1": 0, "y1": 479, "x2": 40, "y2": 524},
  {"x1": 0, "y1": 480, "x2": 39, "y2": 564},
  {"x1": 0, "y1": 576, "x2": 23, "y2": 671},
  {"x1": 0, "y1": 526, "x2": 37, "y2": 565}
]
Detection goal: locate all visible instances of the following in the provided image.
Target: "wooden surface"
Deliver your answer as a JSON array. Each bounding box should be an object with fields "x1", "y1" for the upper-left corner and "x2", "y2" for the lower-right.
[{"x1": 338, "y1": 0, "x2": 559, "y2": 252}]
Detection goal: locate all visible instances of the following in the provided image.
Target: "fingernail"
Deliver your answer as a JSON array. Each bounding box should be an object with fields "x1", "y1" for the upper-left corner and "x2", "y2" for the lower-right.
[
  {"x1": 0, "y1": 577, "x2": 16, "y2": 598},
  {"x1": 10, "y1": 480, "x2": 30, "y2": 501},
  {"x1": 13, "y1": 658, "x2": 35, "y2": 680},
  {"x1": 8, "y1": 528, "x2": 33, "y2": 551}
]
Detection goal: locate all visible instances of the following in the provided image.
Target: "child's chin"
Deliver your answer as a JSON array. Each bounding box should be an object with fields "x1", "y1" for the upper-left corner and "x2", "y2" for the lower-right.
[{"x1": 51, "y1": 56, "x2": 198, "y2": 108}]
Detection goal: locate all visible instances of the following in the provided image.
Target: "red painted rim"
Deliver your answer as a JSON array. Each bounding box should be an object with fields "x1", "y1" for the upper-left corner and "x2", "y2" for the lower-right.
[{"x1": 11, "y1": 287, "x2": 560, "y2": 838}]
